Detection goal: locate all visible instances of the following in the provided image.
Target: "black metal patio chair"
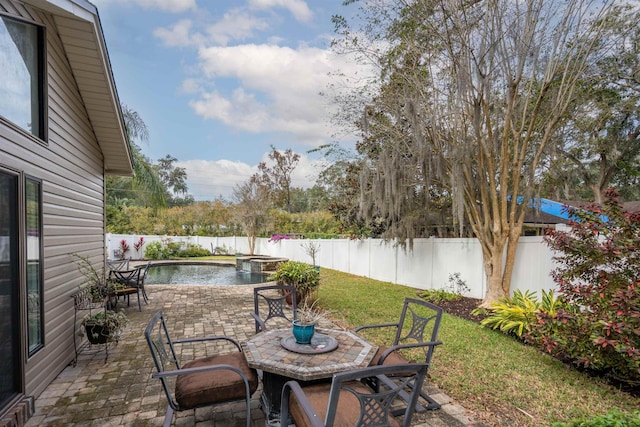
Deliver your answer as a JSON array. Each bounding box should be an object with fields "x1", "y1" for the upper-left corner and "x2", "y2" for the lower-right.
[
  {"x1": 280, "y1": 363, "x2": 428, "y2": 427},
  {"x1": 144, "y1": 311, "x2": 259, "y2": 427},
  {"x1": 106, "y1": 259, "x2": 129, "y2": 272},
  {"x1": 110, "y1": 262, "x2": 151, "y2": 311},
  {"x1": 110, "y1": 268, "x2": 143, "y2": 310},
  {"x1": 355, "y1": 297, "x2": 443, "y2": 412},
  {"x1": 250, "y1": 284, "x2": 298, "y2": 334}
]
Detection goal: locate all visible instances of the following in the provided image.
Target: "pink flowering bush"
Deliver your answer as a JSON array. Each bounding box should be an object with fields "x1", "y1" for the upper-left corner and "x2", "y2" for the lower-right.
[{"x1": 268, "y1": 234, "x2": 291, "y2": 243}]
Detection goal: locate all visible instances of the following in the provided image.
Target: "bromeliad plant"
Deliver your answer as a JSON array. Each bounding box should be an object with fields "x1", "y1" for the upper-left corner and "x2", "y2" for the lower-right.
[{"x1": 479, "y1": 289, "x2": 564, "y2": 338}]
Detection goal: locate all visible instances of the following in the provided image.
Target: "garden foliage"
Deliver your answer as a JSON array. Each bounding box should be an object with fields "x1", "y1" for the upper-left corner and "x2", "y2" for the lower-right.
[
  {"x1": 480, "y1": 289, "x2": 563, "y2": 338},
  {"x1": 419, "y1": 273, "x2": 470, "y2": 303},
  {"x1": 536, "y1": 189, "x2": 640, "y2": 385},
  {"x1": 268, "y1": 261, "x2": 320, "y2": 303},
  {"x1": 144, "y1": 239, "x2": 211, "y2": 260},
  {"x1": 551, "y1": 410, "x2": 640, "y2": 427}
]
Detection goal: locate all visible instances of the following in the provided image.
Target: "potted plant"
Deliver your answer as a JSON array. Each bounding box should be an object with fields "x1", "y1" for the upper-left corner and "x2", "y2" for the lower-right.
[
  {"x1": 292, "y1": 300, "x2": 327, "y2": 344},
  {"x1": 72, "y1": 253, "x2": 128, "y2": 344},
  {"x1": 81, "y1": 309, "x2": 128, "y2": 344},
  {"x1": 268, "y1": 261, "x2": 320, "y2": 304},
  {"x1": 72, "y1": 253, "x2": 125, "y2": 302}
]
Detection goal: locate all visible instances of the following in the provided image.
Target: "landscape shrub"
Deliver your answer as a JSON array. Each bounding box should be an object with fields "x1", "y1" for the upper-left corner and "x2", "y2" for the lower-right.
[
  {"x1": 144, "y1": 239, "x2": 184, "y2": 259},
  {"x1": 143, "y1": 241, "x2": 166, "y2": 260},
  {"x1": 418, "y1": 288, "x2": 463, "y2": 304},
  {"x1": 480, "y1": 289, "x2": 563, "y2": 338},
  {"x1": 419, "y1": 272, "x2": 470, "y2": 303},
  {"x1": 535, "y1": 188, "x2": 640, "y2": 386},
  {"x1": 268, "y1": 261, "x2": 320, "y2": 303},
  {"x1": 177, "y1": 243, "x2": 211, "y2": 257}
]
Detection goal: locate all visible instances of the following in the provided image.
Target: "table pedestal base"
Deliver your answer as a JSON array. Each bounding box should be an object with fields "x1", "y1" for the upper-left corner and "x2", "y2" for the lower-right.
[{"x1": 260, "y1": 372, "x2": 328, "y2": 427}]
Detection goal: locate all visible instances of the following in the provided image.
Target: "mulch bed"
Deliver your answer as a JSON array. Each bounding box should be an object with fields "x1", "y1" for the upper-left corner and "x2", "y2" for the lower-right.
[{"x1": 435, "y1": 296, "x2": 486, "y2": 324}]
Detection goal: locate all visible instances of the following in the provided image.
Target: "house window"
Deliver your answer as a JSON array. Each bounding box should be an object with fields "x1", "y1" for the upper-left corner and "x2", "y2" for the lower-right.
[
  {"x1": 0, "y1": 15, "x2": 45, "y2": 140},
  {"x1": 26, "y1": 177, "x2": 43, "y2": 355}
]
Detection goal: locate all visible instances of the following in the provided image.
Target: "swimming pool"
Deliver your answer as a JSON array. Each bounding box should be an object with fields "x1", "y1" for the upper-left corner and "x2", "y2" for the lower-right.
[{"x1": 145, "y1": 263, "x2": 270, "y2": 286}]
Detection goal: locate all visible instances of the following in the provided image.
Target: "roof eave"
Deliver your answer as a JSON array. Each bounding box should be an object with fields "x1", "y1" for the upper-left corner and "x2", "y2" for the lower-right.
[{"x1": 23, "y1": 0, "x2": 134, "y2": 176}]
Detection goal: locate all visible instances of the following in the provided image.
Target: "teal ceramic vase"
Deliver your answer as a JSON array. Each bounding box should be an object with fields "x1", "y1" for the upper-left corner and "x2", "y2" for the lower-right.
[{"x1": 292, "y1": 320, "x2": 315, "y2": 344}]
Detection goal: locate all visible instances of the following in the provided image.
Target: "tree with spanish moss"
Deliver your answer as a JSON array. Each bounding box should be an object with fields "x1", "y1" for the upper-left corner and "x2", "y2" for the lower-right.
[{"x1": 334, "y1": 0, "x2": 620, "y2": 305}]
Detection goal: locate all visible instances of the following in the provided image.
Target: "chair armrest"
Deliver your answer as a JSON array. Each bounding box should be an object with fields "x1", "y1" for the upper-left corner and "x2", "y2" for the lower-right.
[
  {"x1": 173, "y1": 336, "x2": 243, "y2": 352},
  {"x1": 152, "y1": 363, "x2": 250, "y2": 380},
  {"x1": 377, "y1": 340, "x2": 443, "y2": 364},
  {"x1": 250, "y1": 312, "x2": 267, "y2": 333},
  {"x1": 354, "y1": 322, "x2": 399, "y2": 333},
  {"x1": 280, "y1": 380, "x2": 324, "y2": 427}
]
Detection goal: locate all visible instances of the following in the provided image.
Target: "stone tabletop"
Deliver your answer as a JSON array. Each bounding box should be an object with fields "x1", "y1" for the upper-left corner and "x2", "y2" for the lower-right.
[{"x1": 242, "y1": 328, "x2": 378, "y2": 381}]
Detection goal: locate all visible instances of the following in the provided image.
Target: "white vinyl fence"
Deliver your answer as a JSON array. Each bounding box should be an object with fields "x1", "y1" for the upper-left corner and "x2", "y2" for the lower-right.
[{"x1": 106, "y1": 234, "x2": 559, "y2": 300}]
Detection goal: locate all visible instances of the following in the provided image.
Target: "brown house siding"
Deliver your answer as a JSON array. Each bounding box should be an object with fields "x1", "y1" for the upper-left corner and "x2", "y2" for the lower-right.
[{"x1": 1, "y1": 0, "x2": 107, "y2": 400}]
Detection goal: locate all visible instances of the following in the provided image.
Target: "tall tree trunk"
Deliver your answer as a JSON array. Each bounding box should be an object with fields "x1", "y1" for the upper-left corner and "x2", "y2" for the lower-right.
[
  {"x1": 592, "y1": 185, "x2": 604, "y2": 205},
  {"x1": 482, "y1": 245, "x2": 507, "y2": 307},
  {"x1": 248, "y1": 235, "x2": 256, "y2": 255}
]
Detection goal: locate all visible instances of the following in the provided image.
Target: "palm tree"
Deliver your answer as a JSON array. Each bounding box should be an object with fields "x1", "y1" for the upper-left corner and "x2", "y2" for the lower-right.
[{"x1": 114, "y1": 105, "x2": 166, "y2": 209}]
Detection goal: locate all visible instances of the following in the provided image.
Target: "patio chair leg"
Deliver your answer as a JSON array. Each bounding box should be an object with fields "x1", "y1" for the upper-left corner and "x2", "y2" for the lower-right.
[
  {"x1": 162, "y1": 405, "x2": 174, "y2": 427},
  {"x1": 420, "y1": 390, "x2": 441, "y2": 410}
]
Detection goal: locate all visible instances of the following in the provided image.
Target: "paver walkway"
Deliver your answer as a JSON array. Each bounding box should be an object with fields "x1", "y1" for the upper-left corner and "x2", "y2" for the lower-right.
[{"x1": 26, "y1": 282, "x2": 486, "y2": 426}]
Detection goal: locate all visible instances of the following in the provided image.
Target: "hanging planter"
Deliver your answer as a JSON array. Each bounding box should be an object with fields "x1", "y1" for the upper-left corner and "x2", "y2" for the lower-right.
[
  {"x1": 81, "y1": 309, "x2": 128, "y2": 345},
  {"x1": 84, "y1": 322, "x2": 113, "y2": 344}
]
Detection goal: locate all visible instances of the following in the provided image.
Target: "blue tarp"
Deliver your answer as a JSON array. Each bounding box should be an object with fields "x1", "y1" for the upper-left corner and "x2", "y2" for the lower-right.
[
  {"x1": 532, "y1": 198, "x2": 608, "y2": 222},
  {"x1": 536, "y1": 198, "x2": 573, "y2": 220}
]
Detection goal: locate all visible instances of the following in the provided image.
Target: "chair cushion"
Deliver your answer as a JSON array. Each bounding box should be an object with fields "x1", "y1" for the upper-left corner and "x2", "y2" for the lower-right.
[
  {"x1": 289, "y1": 382, "x2": 400, "y2": 427},
  {"x1": 115, "y1": 287, "x2": 138, "y2": 296},
  {"x1": 175, "y1": 353, "x2": 259, "y2": 409},
  {"x1": 370, "y1": 345, "x2": 411, "y2": 366}
]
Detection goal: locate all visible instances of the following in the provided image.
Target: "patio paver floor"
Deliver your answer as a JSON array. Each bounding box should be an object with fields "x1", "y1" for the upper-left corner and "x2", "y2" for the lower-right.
[{"x1": 26, "y1": 282, "x2": 486, "y2": 426}]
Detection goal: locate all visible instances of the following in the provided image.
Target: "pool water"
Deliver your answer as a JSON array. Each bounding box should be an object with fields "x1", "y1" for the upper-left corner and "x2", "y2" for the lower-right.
[{"x1": 145, "y1": 264, "x2": 269, "y2": 286}]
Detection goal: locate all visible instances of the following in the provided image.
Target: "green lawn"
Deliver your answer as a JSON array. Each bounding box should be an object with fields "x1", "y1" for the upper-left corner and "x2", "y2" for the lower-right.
[{"x1": 317, "y1": 268, "x2": 639, "y2": 426}]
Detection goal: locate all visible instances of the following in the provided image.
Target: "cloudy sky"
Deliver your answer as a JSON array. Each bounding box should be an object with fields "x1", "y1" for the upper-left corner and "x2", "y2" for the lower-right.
[{"x1": 91, "y1": 0, "x2": 363, "y2": 200}]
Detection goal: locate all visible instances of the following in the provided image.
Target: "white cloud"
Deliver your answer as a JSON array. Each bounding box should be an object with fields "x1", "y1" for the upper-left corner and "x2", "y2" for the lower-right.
[
  {"x1": 179, "y1": 78, "x2": 202, "y2": 94},
  {"x1": 188, "y1": 43, "x2": 356, "y2": 145},
  {"x1": 179, "y1": 153, "x2": 322, "y2": 200},
  {"x1": 92, "y1": 0, "x2": 196, "y2": 13},
  {"x1": 154, "y1": 9, "x2": 270, "y2": 48},
  {"x1": 205, "y1": 9, "x2": 270, "y2": 46},
  {"x1": 178, "y1": 159, "x2": 254, "y2": 200},
  {"x1": 249, "y1": 0, "x2": 313, "y2": 22},
  {"x1": 153, "y1": 19, "x2": 201, "y2": 47}
]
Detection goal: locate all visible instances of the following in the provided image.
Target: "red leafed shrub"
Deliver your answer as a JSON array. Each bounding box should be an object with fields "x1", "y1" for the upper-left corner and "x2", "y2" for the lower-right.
[
  {"x1": 118, "y1": 239, "x2": 130, "y2": 260},
  {"x1": 533, "y1": 188, "x2": 640, "y2": 386}
]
